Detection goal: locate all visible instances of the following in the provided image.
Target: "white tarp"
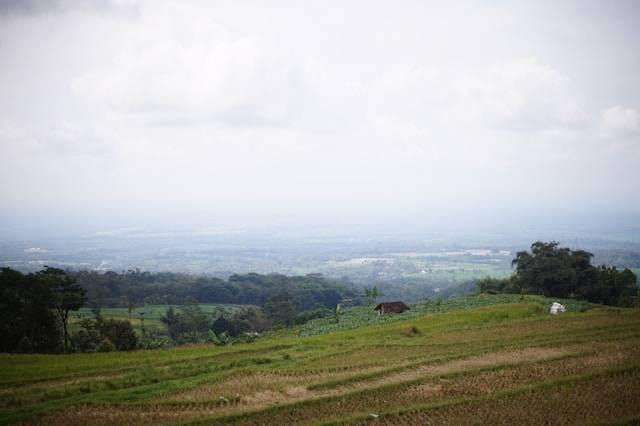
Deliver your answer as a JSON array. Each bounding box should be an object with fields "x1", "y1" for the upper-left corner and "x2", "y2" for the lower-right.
[{"x1": 550, "y1": 302, "x2": 566, "y2": 315}]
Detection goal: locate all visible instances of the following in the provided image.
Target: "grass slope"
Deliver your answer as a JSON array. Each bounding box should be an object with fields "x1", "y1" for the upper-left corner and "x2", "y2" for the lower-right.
[
  {"x1": 299, "y1": 294, "x2": 593, "y2": 336},
  {"x1": 0, "y1": 295, "x2": 638, "y2": 425}
]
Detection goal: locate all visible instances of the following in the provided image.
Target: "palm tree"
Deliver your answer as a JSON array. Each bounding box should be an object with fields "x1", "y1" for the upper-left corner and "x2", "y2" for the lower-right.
[{"x1": 364, "y1": 286, "x2": 379, "y2": 306}]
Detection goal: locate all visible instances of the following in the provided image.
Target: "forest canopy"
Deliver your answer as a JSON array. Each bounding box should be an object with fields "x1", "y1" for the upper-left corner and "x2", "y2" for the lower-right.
[
  {"x1": 477, "y1": 241, "x2": 638, "y2": 306},
  {"x1": 0, "y1": 268, "x2": 358, "y2": 353},
  {"x1": 70, "y1": 270, "x2": 360, "y2": 310}
]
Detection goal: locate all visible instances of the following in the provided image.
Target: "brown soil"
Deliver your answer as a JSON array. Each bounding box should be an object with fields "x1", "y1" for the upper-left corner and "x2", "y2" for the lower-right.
[
  {"x1": 28, "y1": 346, "x2": 574, "y2": 425},
  {"x1": 360, "y1": 346, "x2": 569, "y2": 389}
]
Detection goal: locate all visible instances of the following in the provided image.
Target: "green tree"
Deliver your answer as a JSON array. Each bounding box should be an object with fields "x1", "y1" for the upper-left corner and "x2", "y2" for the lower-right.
[
  {"x1": 234, "y1": 307, "x2": 272, "y2": 332},
  {"x1": 511, "y1": 241, "x2": 637, "y2": 305},
  {"x1": 511, "y1": 242, "x2": 596, "y2": 297},
  {"x1": 161, "y1": 307, "x2": 182, "y2": 342},
  {"x1": 0, "y1": 267, "x2": 61, "y2": 353},
  {"x1": 71, "y1": 317, "x2": 137, "y2": 352},
  {"x1": 364, "y1": 286, "x2": 379, "y2": 306},
  {"x1": 264, "y1": 293, "x2": 298, "y2": 327},
  {"x1": 179, "y1": 304, "x2": 210, "y2": 343},
  {"x1": 577, "y1": 265, "x2": 638, "y2": 306},
  {"x1": 137, "y1": 311, "x2": 146, "y2": 334},
  {"x1": 90, "y1": 303, "x2": 102, "y2": 319},
  {"x1": 97, "y1": 337, "x2": 117, "y2": 352},
  {"x1": 97, "y1": 318, "x2": 138, "y2": 350},
  {"x1": 71, "y1": 318, "x2": 101, "y2": 352},
  {"x1": 476, "y1": 277, "x2": 519, "y2": 294},
  {"x1": 36, "y1": 267, "x2": 86, "y2": 352},
  {"x1": 211, "y1": 315, "x2": 238, "y2": 337}
]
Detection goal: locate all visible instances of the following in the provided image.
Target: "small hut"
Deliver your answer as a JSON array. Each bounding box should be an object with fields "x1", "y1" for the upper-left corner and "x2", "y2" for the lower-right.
[{"x1": 374, "y1": 301, "x2": 410, "y2": 315}]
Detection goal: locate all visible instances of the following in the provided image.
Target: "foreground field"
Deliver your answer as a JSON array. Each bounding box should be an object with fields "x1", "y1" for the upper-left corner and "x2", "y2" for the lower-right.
[{"x1": 1, "y1": 299, "x2": 639, "y2": 425}]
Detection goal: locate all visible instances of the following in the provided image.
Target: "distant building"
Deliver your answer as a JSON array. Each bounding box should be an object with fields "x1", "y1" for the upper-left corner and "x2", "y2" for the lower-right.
[{"x1": 374, "y1": 301, "x2": 410, "y2": 315}]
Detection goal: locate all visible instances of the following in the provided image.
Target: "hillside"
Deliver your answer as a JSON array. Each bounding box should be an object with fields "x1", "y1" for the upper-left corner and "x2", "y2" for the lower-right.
[
  {"x1": 1, "y1": 297, "x2": 639, "y2": 425},
  {"x1": 299, "y1": 294, "x2": 593, "y2": 336}
]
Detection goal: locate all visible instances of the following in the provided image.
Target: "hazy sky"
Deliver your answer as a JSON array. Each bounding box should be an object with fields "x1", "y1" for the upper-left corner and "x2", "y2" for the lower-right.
[{"x1": 1, "y1": 0, "x2": 639, "y2": 237}]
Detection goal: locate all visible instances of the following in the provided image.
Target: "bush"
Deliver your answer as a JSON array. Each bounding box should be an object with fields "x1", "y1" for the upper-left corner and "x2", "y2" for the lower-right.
[
  {"x1": 71, "y1": 317, "x2": 137, "y2": 352},
  {"x1": 71, "y1": 329, "x2": 100, "y2": 352},
  {"x1": 138, "y1": 331, "x2": 171, "y2": 349},
  {"x1": 208, "y1": 330, "x2": 232, "y2": 346},
  {"x1": 294, "y1": 305, "x2": 332, "y2": 325},
  {"x1": 477, "y1": 277, "x2": 519, "y2": 294},
  {"x1": 98, "y1": 319, "x2": 138, "y2": 350},
  {"x1": 97, "y1": 338, "x2": 117, "y2": 352}
]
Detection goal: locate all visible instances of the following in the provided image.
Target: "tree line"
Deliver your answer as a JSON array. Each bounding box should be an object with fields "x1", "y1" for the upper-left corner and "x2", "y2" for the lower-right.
[
  {"x1": 477, "y1": 241, "x2": 638, "y2": 306},
  {"x1": 0, "y1": 267, "x2": 142, "y2": 353},
  {"x1": 0, "y1": 267, "x2": 87, "y2": 353},
  {"x1": 0, "y1": 267, "x2": 358, "y2": 353},
  {"x1": 71, "y1": 270, "x2": 358, "y2": 310}
]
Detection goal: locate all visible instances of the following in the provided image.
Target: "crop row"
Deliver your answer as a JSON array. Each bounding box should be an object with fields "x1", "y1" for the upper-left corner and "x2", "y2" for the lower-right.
[{"x1": 299, "y1": 294, "x2": 593, "y2": 336}]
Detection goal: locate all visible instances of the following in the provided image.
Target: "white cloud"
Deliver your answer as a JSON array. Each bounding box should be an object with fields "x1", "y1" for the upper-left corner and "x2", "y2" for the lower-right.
[
  {"x1": 1, "y1": 0, "x2": 640, "y2": 231},
  {"x1": 600, "y1": 105, "x2": 640, "y2": 138},
  {"x1": 0, "y1": 0, "x2": 139, "y2": 16},
  {"x1": 458, "y1": 58, "x2": 582, "y2": 130},
  {"x1": 72, "y1": 2, "x2": 315, "y2": 129}
]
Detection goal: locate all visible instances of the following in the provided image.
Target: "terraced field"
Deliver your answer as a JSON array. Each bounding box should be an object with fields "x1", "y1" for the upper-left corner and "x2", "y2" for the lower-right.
[
  {"x1": 299, "y1": 294, "x2": 592, "y2": 336},
  {"x1": 1, "y1": 298, "x2": 639, "y2": 425}
]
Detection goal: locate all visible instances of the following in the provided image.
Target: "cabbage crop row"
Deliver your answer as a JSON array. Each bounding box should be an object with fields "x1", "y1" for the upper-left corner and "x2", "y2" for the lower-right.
[{"x1": 298, "y1": 294, "x2": 593, "y2": 336}]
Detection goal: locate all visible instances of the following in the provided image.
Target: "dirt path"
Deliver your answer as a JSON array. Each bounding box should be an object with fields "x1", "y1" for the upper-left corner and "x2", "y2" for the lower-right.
[{"x1": 359, "y1": 346, "x2": 569, "y2": 389}]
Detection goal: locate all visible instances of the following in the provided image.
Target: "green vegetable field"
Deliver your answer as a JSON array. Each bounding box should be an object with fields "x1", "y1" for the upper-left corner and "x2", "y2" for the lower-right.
[
  {"x1": 299, "y1": 294, "x2": 593, "y2": 336},
  {"x1": 1, "y1": 295, "x2": 639, "y2": 425}
]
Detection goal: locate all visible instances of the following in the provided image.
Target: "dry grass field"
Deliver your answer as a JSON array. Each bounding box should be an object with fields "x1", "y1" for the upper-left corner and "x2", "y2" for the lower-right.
[{"x1": 1, "y1": 299, "x2": 639, "y2": 425}]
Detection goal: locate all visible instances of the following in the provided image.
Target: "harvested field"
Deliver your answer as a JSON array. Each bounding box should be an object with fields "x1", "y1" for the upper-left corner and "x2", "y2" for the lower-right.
[{"x1": 1, "y1": 301, "x2": 639, "y2": 425}]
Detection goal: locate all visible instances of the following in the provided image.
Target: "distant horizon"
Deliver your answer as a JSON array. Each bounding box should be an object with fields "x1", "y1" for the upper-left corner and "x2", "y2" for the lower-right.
[{"x1": 1, "y1": 204, "x2": 639, "y2": 242}]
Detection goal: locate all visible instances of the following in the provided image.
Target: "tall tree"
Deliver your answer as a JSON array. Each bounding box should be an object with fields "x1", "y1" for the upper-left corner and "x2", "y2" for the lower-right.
[
  {"x1": 36, "y1": 267, "x2": 87, "y2": 352},
  {"x1": 364, "y1": 286, "x2": 379, "y2": 306},
  {"x1": 512, "y1": 242, "x2": 594, "y2": 297},
  {"x1": 0, "y1": 268, "x2": 60, "y2": 353},
  {"x1": 264, "y1": 293, "x2": 298, "y2": 327},
  {"x1": 161, "y1": 307, "x2": 182, "y2": 342},
  {"x1": 578, "y1": 265, "x2": 638, "y2": 306},
  {"x1": 180, "y1": 304, "x2": 210, "y2": 343},
  {"x1": 511, "y1": 241, "x2": 637, "y2": 305}
]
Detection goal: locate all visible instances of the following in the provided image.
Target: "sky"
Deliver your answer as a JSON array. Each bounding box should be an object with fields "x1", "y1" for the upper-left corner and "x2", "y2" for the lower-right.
[{"x1": 0, "y1": 0, "x2": 639, "y2": 239}]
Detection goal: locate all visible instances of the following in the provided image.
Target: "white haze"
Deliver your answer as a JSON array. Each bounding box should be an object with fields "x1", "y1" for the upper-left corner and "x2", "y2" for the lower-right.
[{"x1": 0, "y1": 0, "x2": 639, "y2": 239}]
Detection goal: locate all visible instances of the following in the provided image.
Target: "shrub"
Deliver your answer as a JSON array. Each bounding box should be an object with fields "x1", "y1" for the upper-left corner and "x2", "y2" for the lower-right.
[
  {"x1": 72, "y1": 317, "x2": 138, "y2": 352},
  {"x1": 71, "y1": 329, "x2": 100, "y2": 353},
  {"x1": 97, "y1": 318, "x2": 138, "y2": 350},
  {"x1": 138, "y1": 331, "x2": 171, "y2": 349},
  {"x1": 208, "y1": 330, "x2": 232, "y2": 346},
  {"x1": 97, "y1": 338, "x2": 117, "y2": 352}
]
